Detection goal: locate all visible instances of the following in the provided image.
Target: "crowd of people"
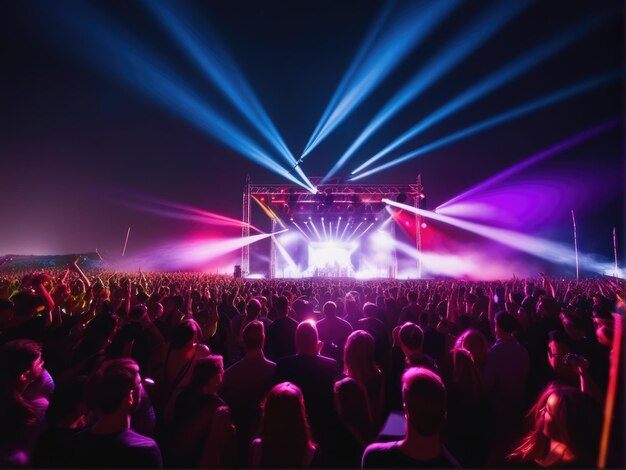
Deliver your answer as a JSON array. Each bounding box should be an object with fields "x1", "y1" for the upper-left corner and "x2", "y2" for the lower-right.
[{"x1": 0, "y1": 262, "x2": 622, "y2": 468}]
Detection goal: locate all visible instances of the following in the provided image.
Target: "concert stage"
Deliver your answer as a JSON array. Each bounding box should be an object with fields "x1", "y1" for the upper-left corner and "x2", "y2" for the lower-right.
[{"x1": 241, "y1": 176, "x2": 425, "y2": 279}]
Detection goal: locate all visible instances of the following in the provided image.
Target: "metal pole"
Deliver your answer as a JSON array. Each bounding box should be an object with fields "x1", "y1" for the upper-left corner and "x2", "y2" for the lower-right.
[
  {"x1": 415, "y1": 175, "x2": 423, "y2": 279},
  {"x1": 571, "y1": 210, "x2": 579, "y2": 280},
  {"x1": 121, "y1": 227, "x2": 131, "y2": 257},
  {"x1": 242, "y1": 174, "x2": 251, "y2": 277},
  {"x1": 613, "y1": 227, "x2": 618, "y2": 277},
  {"x1": 269, "y1": 219, "x2": 277, "y2": 279},
  {"x1": 390, "y1": 221, "x2": 397, "y2": 279}
]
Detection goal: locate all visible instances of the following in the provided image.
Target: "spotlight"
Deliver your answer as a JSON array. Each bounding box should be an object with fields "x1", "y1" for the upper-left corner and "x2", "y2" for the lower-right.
[
  {"x1": 421, "y1": 222, "x2": 428, "y2": 229},
  {"x1": 321, "y1": 217, "x2": 324, "y2": 221},
  {"x1": 290, "y1": 217, "x2": 294, "y2": 222}
]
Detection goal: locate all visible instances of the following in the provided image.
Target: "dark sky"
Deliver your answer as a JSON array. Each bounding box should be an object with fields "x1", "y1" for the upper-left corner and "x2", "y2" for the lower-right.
[{"x1": 1, "y1": 0, "x2": 623, "y2": 267}]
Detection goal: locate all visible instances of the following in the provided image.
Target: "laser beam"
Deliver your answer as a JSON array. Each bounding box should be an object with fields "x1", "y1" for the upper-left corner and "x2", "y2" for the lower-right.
[
  {"x1": 352, "y1": 12, "x2": 610, "y2": 174},
  {"x1": 325, "y1": 0, "x2": 529, "y2": 180},
  {"x1": 383, "y1": 199, "x2": 614, "y2": 274},
  {"x1": 272, "y1": 236, "x2": 299, "y2": 271},
  {"x1": 351, "y1": 71, "x2": 621, "y2": 180},
  {"x1": 346, "y1": 221, "x2": 364, "y2": 241},
  {"x1": 146, "y1": 2, "x2": 315, "y2": 192},
  {"x1": 302, "y1": 0, "x2": 460, "y2": 159},
  {"x1": 42, "y1": 2, "x2": 312, "y2": 191},
  {"x1": 340, "y1": 221, "x2": 351, "y2": 241},
  {"x1": 293, "y1": 221, "x2": 312, "y2": 241},
  {"x1": 309, "y1": 219, "x2": 322, "y2": 241},
  {"x1": 437, "y1": 118, "x2": 622, "y2": 211}
]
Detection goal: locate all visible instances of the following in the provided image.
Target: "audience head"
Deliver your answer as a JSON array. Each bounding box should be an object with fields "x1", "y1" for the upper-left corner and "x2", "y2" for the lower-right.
[
  {"x1": 402, "y1": 367, "x2": 447, "y2": 437},
  {"x1": 510, "y1": 383, "x2": 601, "y2": 466},
  {"x1": 246, "y1": 298, "x2": 262, "y2": 318},
  {"x1": 344, "y1": 330, "x2": 378, "y2": 383},
  {"x1": 455, "y1": 328, "x2": 489, "y2": 368},
  {"x1": 242, "y1": 320, "x2": 265, "y2": 352},
  {"x1": 398, "y1": 322, "x2": 424, "y2": 356},
  {"x1": 171, "y1": 319, "x2": 201, "y2": 349},
  {"x1": 86, "y1": 359, "x2": 141, "y2": 417},
  {"x1": 322, "y1": 301, "x2": 337, "y2": 318},
  {"x1": 188, "y1": 355, "x2": 224, "y2": 392},
  {"x1": 362, "y1": 302, "x2": 378, "y2": 318},
  {"x1": 0, "y1": 339, "x2": 43, "y2": 392},
  {"x1": 294, "y1": 320, "x2": 320, "y2": 356},
  {"x1": 495, "y1": 311, "x2": 518, "y2": 338},
  {"x1": 274, "y1": 296, "x2": 289, "y2": 318}
]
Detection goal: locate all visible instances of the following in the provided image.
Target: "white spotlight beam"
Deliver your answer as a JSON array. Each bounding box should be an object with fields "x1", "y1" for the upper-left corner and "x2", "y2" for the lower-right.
[
  {"x1": 272, "y1": 236, "x2": 299, "y2": 271},
  {"x1": 346, "y1": 221, "x2": 364, "y2": 241},
  {"x1": 382, "y1": 198, "x2": 596, "y2": 269},
  {"x1": 336, "y1": 218, "x2": 341, "y2": 239},
  {"x1": 304, "y1": 221, "x2": 316, "y2": 238},
  {"x1": 309, "y1": 219, "x2": 323, "y2": 241},
  {"x1": 340, "y1": 221, "x2": 351, "y2": 241},
  {"x1": 293, "y1": 221, "x2": 311, "y2": 241},
  {"x1": 321, "y1": 218, "x2": 328, "y2": 240},
  {"x1": 354, "y1": 222, "x2": 375, "y2": 241}
]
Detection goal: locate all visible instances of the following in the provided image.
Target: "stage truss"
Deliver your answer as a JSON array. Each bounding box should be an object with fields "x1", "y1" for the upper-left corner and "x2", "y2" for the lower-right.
[{"x1": 242, "y1": 175, "x2": 425, "y2": 278}]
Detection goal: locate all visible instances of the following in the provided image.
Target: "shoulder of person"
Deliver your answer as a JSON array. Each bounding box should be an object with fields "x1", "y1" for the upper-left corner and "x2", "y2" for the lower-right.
[
  {"x1": 123, "y1": 428, "x2": 160, "y2": 449},
  {"x1": 194, "y1": 342, "x2": 211, "y2": 356},
  {"x1": 362, "y1": 440, "x2": 399, "y2": 465}
]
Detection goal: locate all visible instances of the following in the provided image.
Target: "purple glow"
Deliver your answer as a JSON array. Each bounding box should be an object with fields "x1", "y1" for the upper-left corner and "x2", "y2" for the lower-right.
[
  {"x1": 437, "y1": 118, "x2": 621, "y2": 210},
  {"x1": 436, "y1": 169, "x2": 618, "y2": 230}
]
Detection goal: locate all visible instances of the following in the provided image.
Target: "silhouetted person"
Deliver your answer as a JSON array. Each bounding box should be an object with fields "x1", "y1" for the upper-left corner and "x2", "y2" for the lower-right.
[
  {"x1": 316, "y1": 301, "x2": 353, "y2": 367},
  {"x1": 362, "y1": 367, "x2": 460, "y2": 468},
  {"x1": 60, "y1": 359, "x2": 162, "y2": 467},
  {"x1": 276, "y1": 321, "x2": 339, "y2": 465},
  {"x1": 264, "y1": 296, "x2": 298, "y2": 361},
  {"x1": 251, "y1": 382, "x2": 319, "y2": 468},
  {"x1": 221, "y1": 321, "x2": 276, "y2": 466}
]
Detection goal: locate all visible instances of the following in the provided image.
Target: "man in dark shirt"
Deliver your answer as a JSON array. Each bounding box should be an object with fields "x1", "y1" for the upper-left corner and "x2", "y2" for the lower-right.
[
  {"x1": 362, "y1": 367, "x2": 460, "y2": 468},
  {"x1": 276, "y1": 321, "x2": 339, "y2": 465},
  {"x1": 60, "y1": 359, "x2": 162, "y2": 468},
  {"x1": 264, "y1": 295, "x2": 298, "y2": 361}
]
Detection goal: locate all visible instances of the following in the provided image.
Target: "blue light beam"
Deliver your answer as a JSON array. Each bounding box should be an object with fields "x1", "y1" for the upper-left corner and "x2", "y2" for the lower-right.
[
  {"x1": 302, "y1": 0, "x2": 460, "y2": 159},
  {"x1": 352, "y1": 12, "x2": 610, "y2": 174},
  {"x1": 42, "y1": 3, "x2": 310, "y2": 191},
  {"x1": 350, "y1": 71, "x2": 621, "y2": 181},
  {"x1": 145, "y1": 2, "x2": 315, "y2": 192},
  {"x1": 325, "y1": 0, "x2": 530, "y2": 180}
]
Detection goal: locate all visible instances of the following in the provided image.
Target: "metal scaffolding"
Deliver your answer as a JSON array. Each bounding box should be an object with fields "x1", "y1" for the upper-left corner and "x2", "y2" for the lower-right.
[{"x1": 242, "y1": 175, "x2": 424, "y2": 278}]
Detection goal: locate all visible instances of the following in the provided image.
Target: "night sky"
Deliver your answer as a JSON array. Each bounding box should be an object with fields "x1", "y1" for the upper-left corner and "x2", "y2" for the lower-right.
[{"x1": 1, "y1": 0, "x2": 623, "y2": 275}]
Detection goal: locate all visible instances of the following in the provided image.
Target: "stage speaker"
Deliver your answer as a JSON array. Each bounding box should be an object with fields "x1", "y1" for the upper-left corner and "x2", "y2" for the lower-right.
[{"x1": 234, "y1": 265, "x2": 242, "y2": 278}]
